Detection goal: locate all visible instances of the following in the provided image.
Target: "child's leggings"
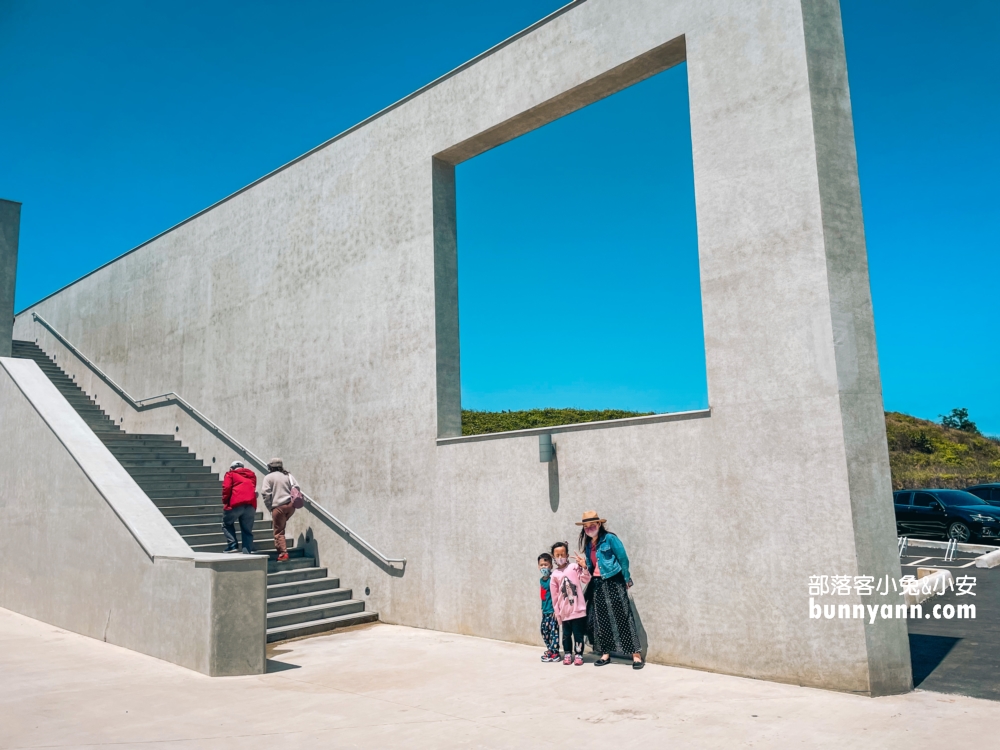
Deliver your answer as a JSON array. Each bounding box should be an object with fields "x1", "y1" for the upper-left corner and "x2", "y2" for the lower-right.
[
  {"x1": 540, "y1": 614, "x2": 560, "y2": 652},
  {"x1": 562, "y1": 616, "x2": 586, "y2": 654}
]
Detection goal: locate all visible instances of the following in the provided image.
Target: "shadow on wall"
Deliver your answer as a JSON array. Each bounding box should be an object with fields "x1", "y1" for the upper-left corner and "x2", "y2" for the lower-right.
[{"x1": 549, "y1": 456, "x2": 559, "y2": 512}]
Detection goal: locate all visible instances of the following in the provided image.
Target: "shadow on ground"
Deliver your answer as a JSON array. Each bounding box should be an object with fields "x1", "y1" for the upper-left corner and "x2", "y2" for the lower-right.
[{"x1": 266, "y1": 659, "x2": 301, "y2": 673}]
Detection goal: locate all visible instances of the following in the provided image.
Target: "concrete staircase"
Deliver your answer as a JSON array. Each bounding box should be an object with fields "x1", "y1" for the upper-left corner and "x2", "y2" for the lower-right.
[{"x1": 11, "y1": 340, "x2": 377, "y2": 642}]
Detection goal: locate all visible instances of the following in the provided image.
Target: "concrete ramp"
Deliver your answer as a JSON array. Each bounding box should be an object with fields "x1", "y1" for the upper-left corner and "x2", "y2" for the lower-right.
[{"x1": 0, "y1": 357, "x2": 266, "y2": 675}]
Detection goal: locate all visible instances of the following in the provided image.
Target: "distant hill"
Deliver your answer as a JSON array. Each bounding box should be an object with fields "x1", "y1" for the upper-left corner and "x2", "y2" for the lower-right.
[
  {"x1": 461, "y1": 408, "x2": 652, "y2": 435},
  {"x1": 461, "y1": 407, "x2": 1000, "y2": 491},
  {"x1": 886, "y1": 411, "x2": 1000, "y2": 490}
]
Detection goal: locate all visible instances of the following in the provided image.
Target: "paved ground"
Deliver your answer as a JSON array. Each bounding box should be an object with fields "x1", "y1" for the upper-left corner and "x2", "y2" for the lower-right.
[
  {"x1": 901, "y1": 546, "x2": 1000, "y2": 700},
  {"x1": 2, "y1": 607, "x2": 997, "y2": 749}
]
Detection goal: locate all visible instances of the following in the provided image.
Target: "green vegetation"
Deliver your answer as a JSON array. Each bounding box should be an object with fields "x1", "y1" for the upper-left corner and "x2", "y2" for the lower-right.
[
  {"x1": 886, "y1": 411, "x2": 1000, "y2": 489},
  {"x1": 461, "y1": 408, "x2": 654, "y2": 435}
]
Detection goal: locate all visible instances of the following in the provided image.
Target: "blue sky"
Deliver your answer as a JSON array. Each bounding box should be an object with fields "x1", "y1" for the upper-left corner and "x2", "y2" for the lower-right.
[{"x1": 1, "y1": 1, "x2": 996, "y2": 433}]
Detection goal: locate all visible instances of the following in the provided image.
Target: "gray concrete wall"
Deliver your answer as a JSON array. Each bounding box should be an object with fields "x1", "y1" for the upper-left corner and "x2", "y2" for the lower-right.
[
  {"x1": 12, "y1": 0, "x2": 909, "y2": 694},
  {"x1": 0, "y1": 358, "x2": 267, "y2": 676},
  {"x1": 0, "y1": 199, "x2": 20, "y2": 358}
]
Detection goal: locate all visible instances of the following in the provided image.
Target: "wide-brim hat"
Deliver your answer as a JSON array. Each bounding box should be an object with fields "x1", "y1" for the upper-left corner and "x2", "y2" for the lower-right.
[{"x1": 575, "y1": 510, "x2": 607, "y2": 526}]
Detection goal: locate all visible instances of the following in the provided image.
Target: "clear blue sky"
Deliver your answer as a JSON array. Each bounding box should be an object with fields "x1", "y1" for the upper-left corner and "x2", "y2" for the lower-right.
[{"x1": 1, "y1": 1, "x2": 996, "y2": 433}]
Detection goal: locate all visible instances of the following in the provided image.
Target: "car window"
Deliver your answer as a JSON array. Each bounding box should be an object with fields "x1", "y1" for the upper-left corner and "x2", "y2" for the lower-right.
[
  {"x1": 913, "y1": 492, "x2": 938, "y2": 508},
  {"x1": 936, "y1": 490, "x2": 990, "y2": 507},
  {"x1": 894, "y1": 492, "x2": 912, "y2": 506},
  {"x1": 967, "y1": 487, "x2": 989, "y2": 500}
]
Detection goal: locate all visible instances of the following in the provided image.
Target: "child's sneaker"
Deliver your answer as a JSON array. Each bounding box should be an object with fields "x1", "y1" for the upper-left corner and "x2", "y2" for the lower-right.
[
  {"x1": 541, "y1": 651, "x2": 557, "y2": 662},
  {"x1": 563, "y1": 653, "x2": 573, "y2": 665},
  {"x1": 574, "y1": 654, "x2": 584, "y2": 666}
]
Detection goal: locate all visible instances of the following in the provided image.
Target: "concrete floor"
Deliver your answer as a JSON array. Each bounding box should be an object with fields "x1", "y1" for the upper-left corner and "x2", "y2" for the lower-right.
[{"x1": 1, "y1": 607, "x2": 995, "y2": 749}]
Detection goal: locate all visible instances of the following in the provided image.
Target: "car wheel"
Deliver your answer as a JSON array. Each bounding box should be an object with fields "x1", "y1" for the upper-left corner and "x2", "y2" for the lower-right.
[{"x1": 948, "y1": 522, "x2": 972, "y2": 543}]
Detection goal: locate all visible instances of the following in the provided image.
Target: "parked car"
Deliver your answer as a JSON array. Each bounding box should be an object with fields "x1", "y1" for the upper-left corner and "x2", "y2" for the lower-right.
[
  {"x1": 965, "y1": 483, "x2": 1000, "y2": 507},
  {"x1": 893, "y1": 488, "x2": 1000, "y2": 543}
]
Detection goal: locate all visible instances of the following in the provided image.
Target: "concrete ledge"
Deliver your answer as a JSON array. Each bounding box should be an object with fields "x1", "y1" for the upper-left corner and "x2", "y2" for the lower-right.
[
  {"x1": 904, "y1": 568, "x2": 954, "y2": 607},
  {"x1": 436, "y1": 408, "x2": 712, "y2": 445},
  {"x1": 975, "y1": 549, "x2": 1000, "y2": 569}
]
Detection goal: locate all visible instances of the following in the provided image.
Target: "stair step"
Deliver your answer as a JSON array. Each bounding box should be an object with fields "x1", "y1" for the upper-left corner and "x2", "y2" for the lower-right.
[
  {"x1": 157, "y1": 504, "x2": 224, "y2": 517},
  {"x1": 267, "y1": 567, "x2": 330, "y2": 586},
  {"x1": 189, "y1": 539, "x2": 279, "y2": 554},
  {"x1": 146, "y1": 500, "x2": 229, "y2": 517},
  {"x1": 266, "y1": 576, "x2": 342, "y2": 598},
  {"x1": 267, "y1": 587, "x2": 353, "y2": 613},
  {"x1": 130, "y1": 469, "x2": 215, "y2": 480},
  {"x1": 99, "y1": 434, "x2": 177, "y2": 443},
  {"x1": 114, "y1": 450, "x2": 198, "y2": 457},
  {"x1": 183, "y1": 530, "x2": 280, "y2": 546},
  {"x1": 117, "y1": 460, "x2": 207, "y2": 468},
  {"x1": 268, "y1": 555, "x2": 316, "y2": 574},
  {"x1": 145, "y1": 488, "x2": 223, "y2": 499},
  {"x1": 266, "y1": 599, "x2": 367, "y2": 630},
  {"x1": 172, "y1": 520, "x2": 272, "y2": 536},
  {"x1": 137, "y1": 477, "x2": 220, "y2": 488},
  {"x1": 266, "y1": 611, "x2": 378, "y2": 643},
  {"x1": 125, "y1": 469, "x2": 212, "y2": 477},
  {"x1": 167, "y1": 511, "x2": 264, "y2": 526}
]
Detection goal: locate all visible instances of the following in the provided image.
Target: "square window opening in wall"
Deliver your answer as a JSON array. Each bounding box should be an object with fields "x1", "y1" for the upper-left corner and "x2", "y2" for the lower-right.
[{"x1": 433, "y1": 42, "x2": 707, "y2": 439}]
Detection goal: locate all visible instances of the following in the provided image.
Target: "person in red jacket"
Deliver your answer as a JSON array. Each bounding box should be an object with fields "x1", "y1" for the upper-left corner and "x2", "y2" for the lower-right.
[{"x1": 222, "y1": 461, "x2": 258, "y2": 553}]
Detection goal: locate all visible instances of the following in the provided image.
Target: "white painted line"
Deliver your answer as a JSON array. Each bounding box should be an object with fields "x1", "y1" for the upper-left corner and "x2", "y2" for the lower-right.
[{"x1": 903, "y1": 557, "x2": 934, "y2": 566}]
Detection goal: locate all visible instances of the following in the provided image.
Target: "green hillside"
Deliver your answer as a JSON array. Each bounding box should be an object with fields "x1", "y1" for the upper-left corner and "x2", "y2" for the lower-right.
[
  {"x1": 461, "y1": 407, "x2": 1000, "y2": 490},
  {"x1": 461, "y1": 408, "x2": 653, "y2": 435},
  {"x1": 886, "y1": 411, "x2": 1000, "y2": 489}
]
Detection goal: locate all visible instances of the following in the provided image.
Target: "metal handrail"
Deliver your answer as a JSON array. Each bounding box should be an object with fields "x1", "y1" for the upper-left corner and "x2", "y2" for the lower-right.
[{"x1": 31, "y1": 312, "x2": 406, "y2": 572}]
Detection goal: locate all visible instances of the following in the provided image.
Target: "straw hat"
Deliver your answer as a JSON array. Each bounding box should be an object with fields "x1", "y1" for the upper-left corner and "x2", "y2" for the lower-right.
[{"x1": 575, "y1": 510, "x2": 607, "y2": 526}]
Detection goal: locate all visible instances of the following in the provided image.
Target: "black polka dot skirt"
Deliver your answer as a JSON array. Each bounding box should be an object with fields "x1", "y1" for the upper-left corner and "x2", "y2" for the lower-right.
[{"x1": 587, "y1": 573, "x2": 639, "y2": 656}]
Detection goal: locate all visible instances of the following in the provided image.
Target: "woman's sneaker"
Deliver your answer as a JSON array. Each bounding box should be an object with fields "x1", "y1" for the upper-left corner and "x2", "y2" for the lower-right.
[
  {"x1": 562, "y1": 653, "x2": 573, "y2": 665},
  {"x1": 574, "y1": 654, "x2": 584, "y2": 666}
]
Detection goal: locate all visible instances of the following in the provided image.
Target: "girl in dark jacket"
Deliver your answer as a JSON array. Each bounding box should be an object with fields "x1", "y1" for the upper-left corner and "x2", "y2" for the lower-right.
[{"x1": 578, "y1": 510, "x2": 643, "y2": 669}]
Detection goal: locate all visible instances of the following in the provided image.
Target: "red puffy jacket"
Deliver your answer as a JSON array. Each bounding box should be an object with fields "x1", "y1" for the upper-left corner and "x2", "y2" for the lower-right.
[{"x1": 222, "y1": 467, "x2": 258, "y2": 510}]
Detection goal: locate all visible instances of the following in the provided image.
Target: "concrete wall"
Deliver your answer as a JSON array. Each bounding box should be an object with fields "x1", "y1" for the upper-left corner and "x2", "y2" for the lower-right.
[
  {"x1": 0, "y1": 199, "x2": 20, "y2": 358},
  {"x1": 12, "y1": 0, "x2": 910, "y2": 694},
  {"x1": 0, "y1": 358, "x2": 267, "y2": 676}
]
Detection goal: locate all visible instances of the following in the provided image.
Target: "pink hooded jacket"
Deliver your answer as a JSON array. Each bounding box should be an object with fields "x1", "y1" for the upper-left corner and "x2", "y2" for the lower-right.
[{"x1": 549, "y1": 562, "x2": 591, "y2": 622}]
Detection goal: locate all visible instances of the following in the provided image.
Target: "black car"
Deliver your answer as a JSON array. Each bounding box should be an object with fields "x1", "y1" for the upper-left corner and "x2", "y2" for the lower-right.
[
  {"x1": 966, "y1": 483, "x2": 1000, "y2": 507},
  {"x1": 893, "y1": 489, "x2": 1000, "y2": 543}
]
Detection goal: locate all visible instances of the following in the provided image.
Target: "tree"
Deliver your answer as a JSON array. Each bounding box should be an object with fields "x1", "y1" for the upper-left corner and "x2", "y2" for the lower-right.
[{"x1": 941, "y1": 407, "x2": 980, "y2": 435}]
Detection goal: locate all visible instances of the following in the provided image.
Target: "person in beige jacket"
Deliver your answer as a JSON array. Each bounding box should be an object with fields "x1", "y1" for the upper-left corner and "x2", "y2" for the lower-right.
[{"x1": 260, "y1": 458, "x2": 298, "y2": 561}]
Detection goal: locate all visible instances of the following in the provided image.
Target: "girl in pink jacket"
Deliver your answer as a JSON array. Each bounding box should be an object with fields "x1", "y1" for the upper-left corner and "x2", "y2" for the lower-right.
[{"x1": 549, "y1": 541, "x2": 592, "y2": 665}]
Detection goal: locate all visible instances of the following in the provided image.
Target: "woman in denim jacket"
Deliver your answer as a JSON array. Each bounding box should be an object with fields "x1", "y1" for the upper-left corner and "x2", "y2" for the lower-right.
[{"x1": 578, "y1": 510, "x2": 643, "y2": 669}]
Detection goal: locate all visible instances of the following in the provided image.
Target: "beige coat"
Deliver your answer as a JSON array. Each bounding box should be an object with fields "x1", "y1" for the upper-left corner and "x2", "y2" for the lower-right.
[{"x1": 260, "y1": 471, "x2": 298, "y2": 511}]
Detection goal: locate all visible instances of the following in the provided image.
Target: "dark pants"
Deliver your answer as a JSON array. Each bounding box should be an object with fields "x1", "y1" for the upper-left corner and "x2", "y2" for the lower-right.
[
  {"x1": 561, "y1": 616, "x2": 587, "y2": 654},
  {"x1": 271, "y1": 502, "x2": 296, "y2": 555},
  {"x1": 222, "y1": 504, "x2": 256, "y2": 552},
  {"x1": 540, "y1": 613, "x2": 559, "y2": 653}
]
